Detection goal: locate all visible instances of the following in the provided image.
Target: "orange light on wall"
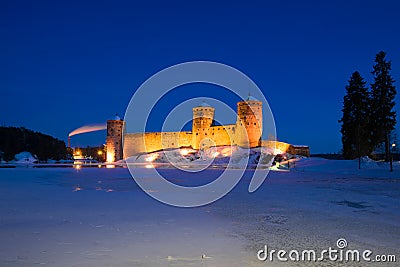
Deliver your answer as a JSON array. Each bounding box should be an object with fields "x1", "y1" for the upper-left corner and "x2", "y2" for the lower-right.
[
  {"x1": 106, "y1": 151, "x2": 115, "y2": 163},
  {"x1": 145, "y1": 154, "x2": 158, "y2": 162},
  {"x1": 180, "y1": 149, "x2": 189, "y2": 156},
  {"x1": 273, "y1": 148, "x2": 284, "y2": 155}
]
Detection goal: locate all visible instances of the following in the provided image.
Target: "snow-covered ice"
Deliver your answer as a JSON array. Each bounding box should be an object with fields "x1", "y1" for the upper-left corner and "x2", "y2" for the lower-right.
[{"x1": 0, "y1": 158, "x2": 399, "y2": 266}]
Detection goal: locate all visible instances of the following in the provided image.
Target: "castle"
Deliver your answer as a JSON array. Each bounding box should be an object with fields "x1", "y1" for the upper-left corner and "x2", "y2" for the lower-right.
[{"x1": 106, "y1": 97, "x2": 309, "y2": 162}]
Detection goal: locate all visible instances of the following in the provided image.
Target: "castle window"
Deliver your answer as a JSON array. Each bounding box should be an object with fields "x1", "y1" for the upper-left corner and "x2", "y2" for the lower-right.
[
  {"x1": 254, "y1": 123, "x2": 257, "y2": 125},
  {"x1": 196, "y1": 133, "x2": 198, "y2": 135}
]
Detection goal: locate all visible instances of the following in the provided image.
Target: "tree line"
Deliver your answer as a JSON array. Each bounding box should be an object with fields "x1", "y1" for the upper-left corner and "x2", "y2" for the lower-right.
[
  {"x1": 339, "y1": 51, "x2": 397, "y2": 162},
  {"x1": 0, "y1": 126, "x2": 67, "y2": 162}
]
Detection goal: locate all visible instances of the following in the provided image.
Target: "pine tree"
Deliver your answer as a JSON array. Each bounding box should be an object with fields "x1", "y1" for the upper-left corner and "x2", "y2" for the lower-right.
[
  {"x1": 339, "y1": 71, "x2": 372, "y2": 162},
  {"x1": 370, "y1": 51, "x2": 397, "y2": 161}
]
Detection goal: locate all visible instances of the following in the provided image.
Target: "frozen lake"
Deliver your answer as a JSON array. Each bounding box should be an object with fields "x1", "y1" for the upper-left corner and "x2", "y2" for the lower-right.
[{"x1": 0, "y1": 158, "x2": 399, "y2": 266}]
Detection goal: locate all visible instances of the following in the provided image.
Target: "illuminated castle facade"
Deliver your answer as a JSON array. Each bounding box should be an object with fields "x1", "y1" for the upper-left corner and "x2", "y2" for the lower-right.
[{"x1": 106, "y1": 97, "x2": 309, "y2": 162}]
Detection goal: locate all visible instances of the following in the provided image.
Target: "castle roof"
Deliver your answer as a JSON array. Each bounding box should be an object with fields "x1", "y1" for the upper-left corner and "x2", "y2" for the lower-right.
[
  {"x1": 246, "y1": 94, "x2": 260, "y2": 101},
  {"x1": 111, "y1": 114, "x2": 122, "y2": 121},
  {"x1": 198, "y1": 101, "x2": 212, "y2": 107}
]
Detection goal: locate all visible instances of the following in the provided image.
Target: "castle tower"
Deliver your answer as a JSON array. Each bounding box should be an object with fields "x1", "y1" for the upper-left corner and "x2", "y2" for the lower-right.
[
  {"x1": 192, "y1": 102, "x2": 215, "y2": 149},
  {"x1": 106, "y1": 115, "x2": 124, "y2": 162},
  {"x1": 236, "y1": 96, "x2": 263, "y2": 148}
]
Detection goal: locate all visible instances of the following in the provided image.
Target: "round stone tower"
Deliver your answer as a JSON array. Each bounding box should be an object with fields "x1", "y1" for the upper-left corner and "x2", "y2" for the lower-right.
[
  {"x1": 236, "y1": 96, "x2": 262, "y2": 148},
  {"x1": 192, "y1": 102, "x2": 215, "y2": 149},
  {"x1": 106, "y1": 115, "x2": 124, "y2": 162}
]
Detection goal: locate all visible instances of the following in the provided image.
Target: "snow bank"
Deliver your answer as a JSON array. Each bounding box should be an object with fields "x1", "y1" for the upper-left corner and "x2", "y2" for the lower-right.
[
  {"x1": 293, "y1": 156, "x2": 400, "y2": 178},
  {"x1": 12, "y1": 151, "x2": 38, "y2": 164},
  {"x1": 126, "y1": 146, "x2": 276, "y2": 168}
]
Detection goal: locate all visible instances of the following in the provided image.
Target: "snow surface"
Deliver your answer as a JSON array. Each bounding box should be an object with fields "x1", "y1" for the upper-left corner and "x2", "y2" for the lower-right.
[{"x1": 0, "y1": 158, "x2": 399, "y2": 266}]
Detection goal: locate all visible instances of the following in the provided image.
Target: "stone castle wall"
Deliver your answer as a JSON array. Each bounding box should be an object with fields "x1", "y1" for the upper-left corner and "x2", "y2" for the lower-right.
[
  {"x1": 261, "y1": 140, "x2": 292, "y2": 153},
  {"x1": 124, "y1": 131, "x2": 192, "y2": 157},
  {"x1": 123, "y1": 132, "x2": 310, "y2": 159},
  {"x1": 261, "y1": 140, "x2": 310, "y2": 157},
  {"x1": 107, "y1": 99, "x2": 309, "y2": 161},
  {"x1": 236, "y1": 100, "x2": 263, "y2": 147},
  {"x1": 191, "y1": 124, "x2": 236, "y2": 149},
  {"x1": 115, "y1": 100, "x2": 264, "y2": 159},
  {"x1": 123, "y1": 125, "x2": 236, "y2": 157},
  {"x1": 106, "y1": 119, "x2": 124, "y2": 162}
]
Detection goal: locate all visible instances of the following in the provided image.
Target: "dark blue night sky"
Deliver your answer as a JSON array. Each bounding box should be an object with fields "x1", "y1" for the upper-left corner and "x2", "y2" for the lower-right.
[{"x1": 1, "y1": 0, "x2": 399, "y2": 153}]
